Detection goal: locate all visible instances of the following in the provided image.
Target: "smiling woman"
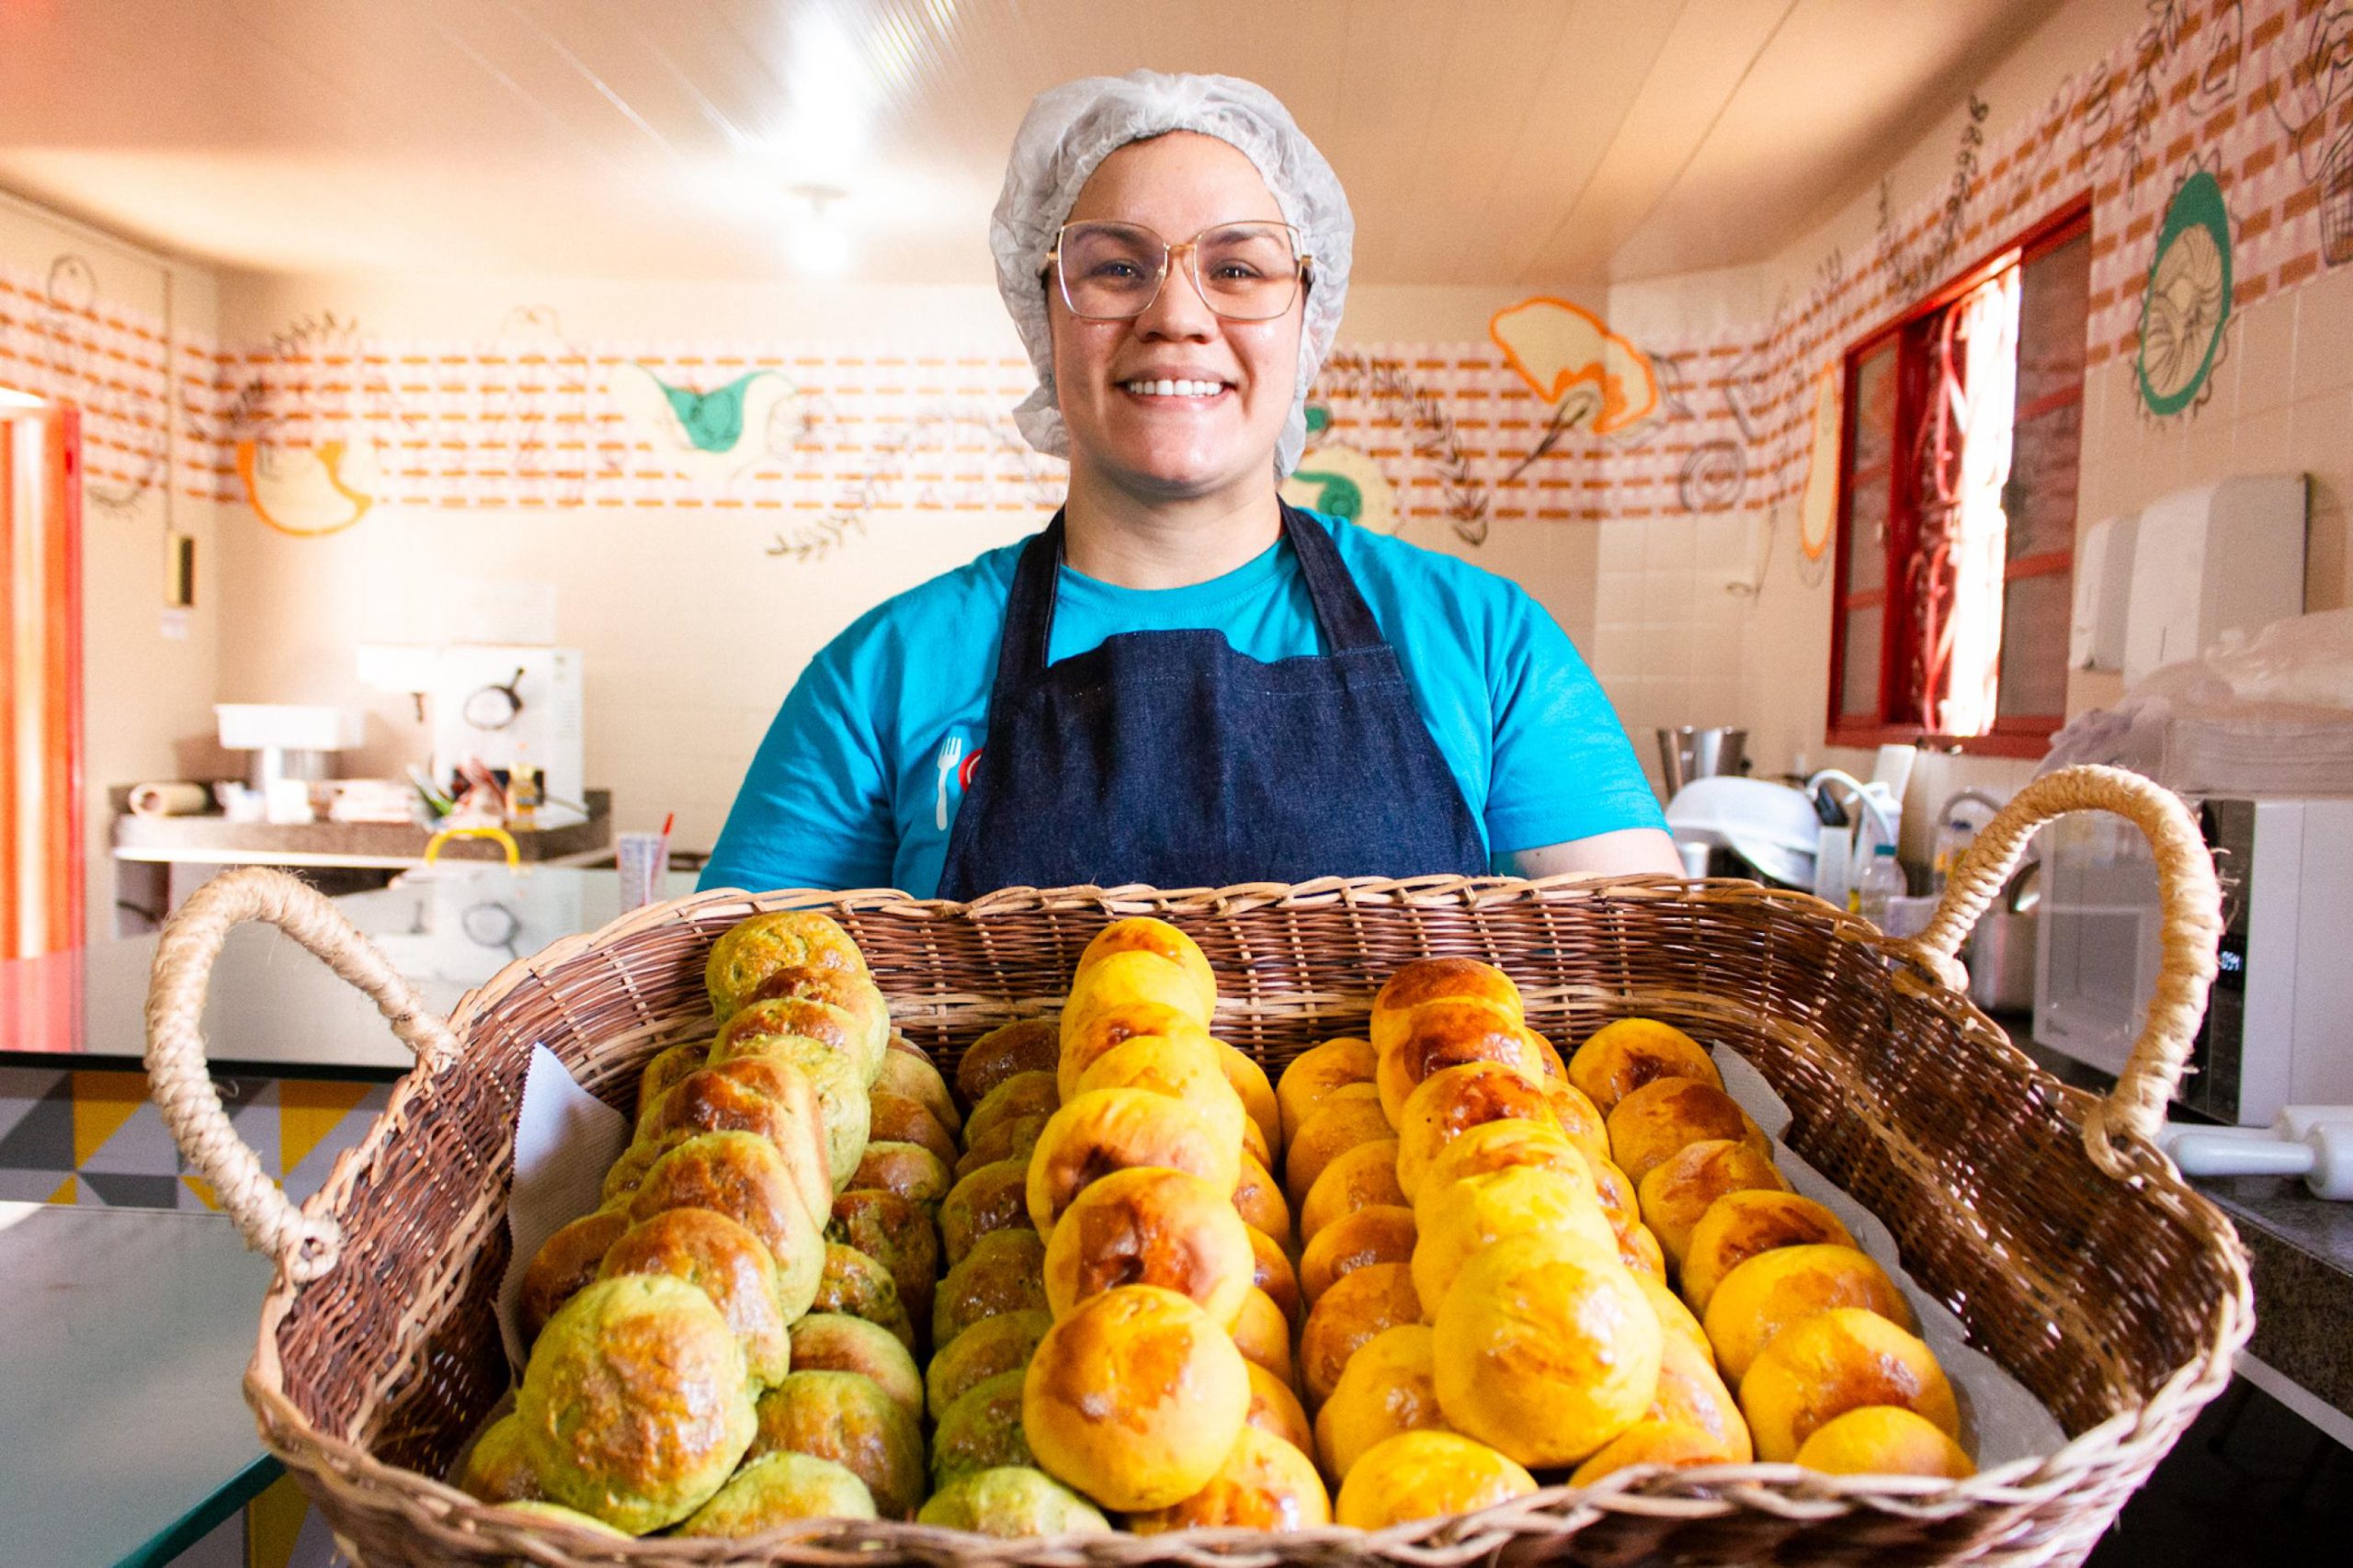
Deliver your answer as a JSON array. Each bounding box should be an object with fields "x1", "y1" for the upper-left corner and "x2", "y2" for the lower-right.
[{"x1": 701, "y1": 70, "x2": 1676, "y2": 903}]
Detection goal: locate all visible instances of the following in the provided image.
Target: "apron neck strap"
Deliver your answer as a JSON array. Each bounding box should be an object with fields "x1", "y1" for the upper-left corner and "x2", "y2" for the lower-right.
[{"x1": 995, "y1": 500, "x2": 1387, "y2": 687}]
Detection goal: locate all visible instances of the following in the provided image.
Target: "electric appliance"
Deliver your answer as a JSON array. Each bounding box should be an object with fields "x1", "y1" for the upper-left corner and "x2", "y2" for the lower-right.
[
  {"x1": 426, "y1": 645, "x2": 585, "y2": 825},
  {"x1": 2034, "y1": 794, "x2": 2353, "y2": 1126}
]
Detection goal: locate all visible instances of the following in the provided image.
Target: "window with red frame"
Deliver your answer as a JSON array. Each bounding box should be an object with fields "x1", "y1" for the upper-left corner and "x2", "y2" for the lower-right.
[{"x1": 1829, "y1": 202, "x2": 2089, "y2": 757}]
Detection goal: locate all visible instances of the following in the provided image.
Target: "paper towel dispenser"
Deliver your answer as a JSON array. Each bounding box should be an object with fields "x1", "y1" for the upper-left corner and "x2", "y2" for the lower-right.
[
  {"x1": 2117, "y1": 474, "x2": 2306, "y2": 685},
  {"x1": 2069, "y1": 512, "x2": 2140, "y2": 672}
]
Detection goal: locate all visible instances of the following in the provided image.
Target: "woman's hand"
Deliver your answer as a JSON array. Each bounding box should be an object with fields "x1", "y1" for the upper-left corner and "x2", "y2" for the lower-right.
[{"x1": 1502, "y1": 828, "x2": 1683, "y2": 881}]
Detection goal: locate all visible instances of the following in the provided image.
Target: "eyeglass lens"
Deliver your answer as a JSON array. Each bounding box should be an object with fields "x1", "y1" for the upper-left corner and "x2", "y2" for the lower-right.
[{"x1": 1058, "y1": 222, "x2": 1302, "y2": 321}]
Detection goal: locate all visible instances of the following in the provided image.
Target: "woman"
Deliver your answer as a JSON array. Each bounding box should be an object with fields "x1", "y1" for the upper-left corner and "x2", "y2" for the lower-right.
[{"x1": 704, "y1": 71, "x2": 1676, "y2": 900}]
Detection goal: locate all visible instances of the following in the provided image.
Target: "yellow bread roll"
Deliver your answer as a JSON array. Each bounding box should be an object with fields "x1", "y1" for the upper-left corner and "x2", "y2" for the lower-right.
[
  {"x1": 1230, "y1": 1287, "x2": 1297, "y2": 1385},
  {"x1": 1299, "y1": 1138, "x2": 1407, "y2": 1244},
  {"x1": 1375, "y1": 1000, "x2": 1550, "y2": 1125},
  {"x1": 1637, "y1": 1138, "x2": 1790, "y2": 1270},
  {"x1": 1284, "y1": 1084, "x2": 1393, "y2": 1205},
  {"x1": 1540, "y1": 1075, "x2": 1614, "y2": 1172},
  {"x1": 1057, "y1": 1010, "x2": 1210, "y2": 1101},
  {"x1": 957, "y1": 1018, "x2": 1060, "y2": 1108},
  {"x1": 1232, "y1": 1150, "x2": 1294, "y2": 1249},
  {"x1": 1244, "y1": 1360, "x2": 1315, "y2": 1457},
  {"x1": 1276, "y1": 1037, "x2": 1379, "y2": 1145},
  {"x1": 1431, "y1": 1232, "x2": 1663, "y2": 1468},
  {"x1": 1607, "y1": 1077, "x2": 1769, "y2": 1185},
  {"x1": 1064, "y1": 951, "x2": 1211, "y2": 1041},
  {"x1": 1021, "y1": 1284, "x2": 1252, "y2": 1512},
  {"x1": 1245, "y1": 1223, "x2": 1302, "y2": 1324},
  {"x1": 1302, "y1": 1204, "x2": 1417, "y2": 1308},
  {"x1": 1412, "y1": 1165, "x2": 1618, "y2": 1322},
  {"x1": 1414, "y1": 1119, "x2": 1592, "y2": 1211},
  {"x1": 1042, "y1": 1166, "x2": 1256, "y2": 1328},
  {"x1": 1703, "y1": 1244, "x2": 1912, "y2": 1386},
  {"x1": 1073, "y1": 1031, "x2": 1250, "y2": 1157},
  {"x1": 1394, "y1": 1062, "x2": 1561, "y2": 1200},
  {"x1": 1127, "y1": 1426, "x2": 1333, "y2": 1532},
  {"x1": 1076, "y1": 917, "x2": 1217, "y2": 1020},
  {"x1": 1793, "y1": 1404, "x2": 1974, "y2": 1479},
  {"x1": 1617, "y1": 1220, "x2": 1669, "y2": 1282},
  {"x1": 1738, "y1": 1308, "x2": 1958, "y2": 1463},
  {"x1": 1214, "y1": 1041, "x2": 1282, "y2": 1160},
  {"x1": 1369, "y1": 960, "x2": 1524, "y2": 1060},
  {"x1": 1313, "y1": 1323, "x2": 1446, "y2": 1483},
  {"x1": 1680, "y1": 1189, "x2": 1858, "y2": 1315},
  {"x1": 1591, "y1": 1158, "x2": 1640, "y2": 1230},
  {"x1": 1026, "y1": 1088, "x2": 1241, "y2": 1233},
  {"x1": 1648, "y1": 1335, "x2": 1752, "y2": 1462},
  {"x1": 1299, "y1": 1262, "x2": 1423, "y2": 1408},
  {"x1": 1567, "y1": 1017, "x2": 1722, "y2": 1114},
  {"x1": 1332, "y1": 1430, "x2": 1536, "y2": 1529},
  {"x1": 1567, "y1": 1418, "x2": 1734, "y2": 1486}
]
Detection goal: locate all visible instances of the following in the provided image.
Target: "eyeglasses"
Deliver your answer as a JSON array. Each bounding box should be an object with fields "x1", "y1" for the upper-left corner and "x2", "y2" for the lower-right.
[{"x1": 1048, "y1": 220, "x2": 1310, "y2": 323}]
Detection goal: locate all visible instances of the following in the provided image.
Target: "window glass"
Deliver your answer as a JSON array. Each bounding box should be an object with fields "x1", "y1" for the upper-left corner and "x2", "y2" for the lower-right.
[
  {"x1": 1997, "y1": 572, "x2": 2072, "y2": 718},
  {"x1": 1839, "y1": 608, "x2": 1882, "y2": 718}
]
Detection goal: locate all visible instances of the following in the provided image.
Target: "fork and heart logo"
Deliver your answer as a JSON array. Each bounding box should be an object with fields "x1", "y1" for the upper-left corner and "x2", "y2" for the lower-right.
[{"x1": 932, "y1": 735, "x2": 985, "y2": 829}]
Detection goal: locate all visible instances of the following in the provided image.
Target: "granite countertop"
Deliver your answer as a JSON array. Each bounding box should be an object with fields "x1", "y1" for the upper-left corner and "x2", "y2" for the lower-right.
[{"x1": 110, "y1": 788, "x2": 613, "y2": 865}]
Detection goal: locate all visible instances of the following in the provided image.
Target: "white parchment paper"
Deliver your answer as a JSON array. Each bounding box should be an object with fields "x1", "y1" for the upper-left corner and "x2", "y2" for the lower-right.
[
  {"x1": 493, "y1": 1045, "x2": 631, "y2": 1371},
  {"x1": 1713, "y1": 1046, "x2": 2068, "y2": 1467}
]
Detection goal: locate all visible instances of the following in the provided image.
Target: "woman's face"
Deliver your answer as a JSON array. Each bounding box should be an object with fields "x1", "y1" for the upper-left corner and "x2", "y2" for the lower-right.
[{"x1": 1049, "y1": 131, "x2": 1303, "y2": 504}]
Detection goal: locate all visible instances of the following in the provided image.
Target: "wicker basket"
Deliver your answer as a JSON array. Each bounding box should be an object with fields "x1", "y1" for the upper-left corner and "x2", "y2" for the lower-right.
[{"x1": 144, "y1": 764, "x2": 2250, "y2": 1567}]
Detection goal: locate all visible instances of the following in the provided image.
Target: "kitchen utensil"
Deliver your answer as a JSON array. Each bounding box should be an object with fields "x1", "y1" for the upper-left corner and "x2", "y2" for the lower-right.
[
  {"x1": 1665, "y1": 775, "x2": 1820, "y2": 887},
  {"x1": 2165, "y1": 1107, "x2": 2353, "y2": 1199},
  {"x1": 934, "y1": 734, "x2": 964, "y2": 830},
  {"x1": 1656, "y1": 725, "x2": 1747, "y2": 795}
]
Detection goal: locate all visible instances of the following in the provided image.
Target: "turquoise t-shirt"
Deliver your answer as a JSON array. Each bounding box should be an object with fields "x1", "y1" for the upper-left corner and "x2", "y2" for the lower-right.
[{"x1": 701, "y1": 511, "x2": 1663, "y2": 897}]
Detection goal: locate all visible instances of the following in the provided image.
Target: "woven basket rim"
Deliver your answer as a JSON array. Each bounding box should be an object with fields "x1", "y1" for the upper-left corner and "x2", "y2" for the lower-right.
[{"x1": 234, "y1": 872, "x2": 2253, "y2": 1557}]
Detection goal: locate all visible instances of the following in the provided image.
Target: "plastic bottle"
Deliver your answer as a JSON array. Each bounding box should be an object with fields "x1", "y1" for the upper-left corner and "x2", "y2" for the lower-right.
[
  {"x1": 1857, "y1": 843, "x2": 1907, "y2": 929},
  {"x1": 1930, "y1": 813, "x2": 1979, "y2": 898}
]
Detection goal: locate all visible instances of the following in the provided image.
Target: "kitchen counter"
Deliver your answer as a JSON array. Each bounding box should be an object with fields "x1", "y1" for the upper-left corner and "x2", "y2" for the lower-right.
[
  {"x1": 0, "y1": 865, "x2": 699, "y2": 1079},
  {"x1": 0, "y1": 1201, "x2": 279, "y2": 1568},
  {"x1": 111, "y1": 788, "x2": 614, "y2": 868}
]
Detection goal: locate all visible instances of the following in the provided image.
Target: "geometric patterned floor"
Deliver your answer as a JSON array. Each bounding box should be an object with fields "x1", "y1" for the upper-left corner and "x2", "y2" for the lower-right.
[{"x1": 0, "y1": 1067, "x2": 391, "y2": 1210}]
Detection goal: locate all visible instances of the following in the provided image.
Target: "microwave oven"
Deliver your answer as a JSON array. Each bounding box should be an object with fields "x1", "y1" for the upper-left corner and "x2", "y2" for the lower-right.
[{"x1": 2034, "y1": 794, "x2": 2353, "y2": 1126}]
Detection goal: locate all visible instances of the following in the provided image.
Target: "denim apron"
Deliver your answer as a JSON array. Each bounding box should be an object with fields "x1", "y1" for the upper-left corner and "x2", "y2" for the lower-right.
[{"x1": 935, "y1": 502, "x2": 1489, "y2": 898}]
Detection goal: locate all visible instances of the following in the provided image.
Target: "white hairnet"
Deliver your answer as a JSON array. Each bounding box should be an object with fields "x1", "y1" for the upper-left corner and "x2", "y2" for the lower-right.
[{"x1": 990, "y1": 69, "x2": 1354, "y2": 476}]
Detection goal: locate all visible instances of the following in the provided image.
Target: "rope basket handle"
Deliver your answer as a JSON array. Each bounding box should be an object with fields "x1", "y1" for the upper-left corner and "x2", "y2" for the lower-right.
[
  {"x1": 1896, "y1": 764, "x2": 2222, "y2": 1177},
  {"x1": 145, "y1": 866, "x2": 460, "y2": 1283}
]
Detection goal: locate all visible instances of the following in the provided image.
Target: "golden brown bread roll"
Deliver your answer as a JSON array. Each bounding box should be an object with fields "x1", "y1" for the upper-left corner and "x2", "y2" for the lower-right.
[
  {"x1": 1647, "y1": 1335, "x2": 1751, "y2": 1462},
  {"x1": 1298, "y1": 1261, "x2": 1423, "y2": 1407},
  {"x1": 597, "y1": 1207, "x2": 793, "y2": 1385},
  {"x1": 1410, "y1": 1166, "x2": 1617, "y2": 1321},
  {"x1": 1283, "y1": 1082, "x2": 1392, "y2": 1205},
  {"x1": 1393, "y1": 1061, "x2": 1561, "y2": 1200},
  {"x1": 1606, "y1": 1076, "x2": 1768, "y2": 1184},
  {"x1": 850, "y1": 1141, "x2": 954, "y2": 1210},
  {"x1": 789, "y1": 1312, "x2": 924, "y2": 1424},
  {"x1": 1024, "y1": 1087, "x2": 1241, "y2": 1233},
  {"x1": 706, "y1": 1033, "x2": 870, "y2": 1191},
  {"x1": 811, "y1": 1243, "x2": 915, "y2": 1351},
  {"x1": 715, "y1": 994, "x2": 868, "y2": 1083},
  {"x1": 934, "y1": 1227, "x2": 1051, "y2": 1349},
  {"x1": 1369, "y1": 959, "x2": 1524, "y2": 1059},
  {"x1": 938, "y1": 1158, "x2": 1035, "y2": 1267},
  {"x1": 1680, "y1": 1189, "x2": 1857, "y2": 1314},
  {"x1": 1276, "y1": 1037, "x2": 1377, "y2": 1147},
  {"x1": 875, "y1": 1037, "x2": 961, "y2": 1137},
  {"x1": 746, "y1": 962, "x2": 891, "y2": 1084},
  {"x1": 1331, "y1": 1429, "x2": 1536, "y2": 1528},
  {"x1": 516, "y1": 1276, "x2": 757, "y2": 1533},
  {"x1": 926, "y1": 1308, "x2": 1053, "y2": 1422},
  {"x1": 868, "y1": 1090, "x2": 958, "y2": 1169},
  {"x1": 954, "y1": 1110, "x2": 1051, "y2": 1182},
  {"x1": 1300, "y1": 1203, "x2": 1416, "y2": 1308},
  {"x1": 1375, "y1": 1001, "x2": 1550, "y2": 1125},
  {"x1": 1792, "y1": 1404, "x2": 1973, "y2": 1478},
  {"x1": 1567, "y1": 1418, "x2": 1734, "y2": 1485},
  {"x1": 1246, "y1": 1223, "x2": 1302, "y2": 1324},
  {"x1": 749, "y1": 1369, "x2": 926, "y2": 1518},
  {"x1": 1244, "y1": 1360, "x2": 1315, "y2": 1457},
  {"x1": 1637, "y1": 1137, "x2": 1788, "y2": 1270},
  {"x1": 1063, "y1": 951, "x2": 1211, "y2": 1042},
  {"x1": 1021, "y1": 1284, "x2": 1252, "y2": 1511},
  {"x1": 1126, "y1": 1425, "x2": 1333, "y2": 1531},
  {"x1": 1737, "y1": 1307, "x2": 1957, "y2": 1462},
  {"x1": 642, "y1": 1055, "x2": 831, "y2": 1227},
  {"x1": 1702, "y1": 1244, "x2": 1910, "y2": 1385},
  {"x1": 1413, "y1": 1119, "x2": 1591, "y2": 1212},
  {"x1": 1075, "y1": 917, "x2": 1217, "y2": 1019},
  {"x1": 1055, "y1": 1006, "x2": 1209, "y2": 1100},
  {"x1": 1313, "y1": 1323, "x2": 1447, "y2": 1483},
  {"x1": 1230, "y1": 1287, "x2": 1297, "y2": 1385},
  {"x1": 1429, "y1": 1231, "x2": 1662, "y2": 1468},
  {"x1": 1298, "y1": 1137, "x2": 1407, "y2": 1244},
  {"x1": 1568, "y1": 1017, "x2": 1722, "y2": 1114},
  {"x1": 1043, "y1": 1166, "x2": 1255, "y2": 1327},
  {"x1": 1214, "y1": 1041, "x2": 1282, "y2": 1162},
  {"x1": 957, "y1": 1017, "x2": 1061, "y2": 1108},
  {"x1": 636, "y1": 1038, "x2": 712, "y2": 1130},
  {"x1": 1072, "y1": 1031, "x2": 1250, "y2": 1155},
  {"x1": 628, "y1": 1131, "x2": 824, "y2": 1302},
  {"x1": 518, "y1": 1207, "x2": 631, "y2": 1348},
  {"x1": 963, "y1": 1070, "x2": 1062, "y2": 1152}
]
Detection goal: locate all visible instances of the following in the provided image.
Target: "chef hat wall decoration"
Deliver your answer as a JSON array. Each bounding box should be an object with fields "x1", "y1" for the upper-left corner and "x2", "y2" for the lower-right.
[{"x1": 2136, "y1": 165, "x2": 2235, "y2": 418}]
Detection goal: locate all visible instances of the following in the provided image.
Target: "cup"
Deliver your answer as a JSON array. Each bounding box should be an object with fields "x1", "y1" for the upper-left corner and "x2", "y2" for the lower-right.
[{"x1": 616, "y1": 832, "x2": 666, "y2": 912}]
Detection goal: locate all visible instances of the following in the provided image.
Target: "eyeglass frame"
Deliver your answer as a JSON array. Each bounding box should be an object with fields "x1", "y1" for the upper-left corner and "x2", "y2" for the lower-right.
[{"x1": 1043, "y1": 219, "x2": 1314, "y2": 323}]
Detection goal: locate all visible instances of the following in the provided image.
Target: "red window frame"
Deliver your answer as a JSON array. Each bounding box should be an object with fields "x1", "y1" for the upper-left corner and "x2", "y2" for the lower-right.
[{"x1": 1826, "y1": 199, "x2": 2090, "y2": 758}]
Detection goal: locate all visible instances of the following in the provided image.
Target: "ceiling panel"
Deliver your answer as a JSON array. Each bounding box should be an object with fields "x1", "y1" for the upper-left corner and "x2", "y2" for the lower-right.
[{"x1": 0, "y1": 0, "x2": 2067, "y2": 288}]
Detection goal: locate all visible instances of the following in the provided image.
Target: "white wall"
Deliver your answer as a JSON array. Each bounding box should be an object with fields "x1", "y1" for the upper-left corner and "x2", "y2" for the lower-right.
[{"x1": 0, "y1": 191, "x2": 223, "y2": 943}]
